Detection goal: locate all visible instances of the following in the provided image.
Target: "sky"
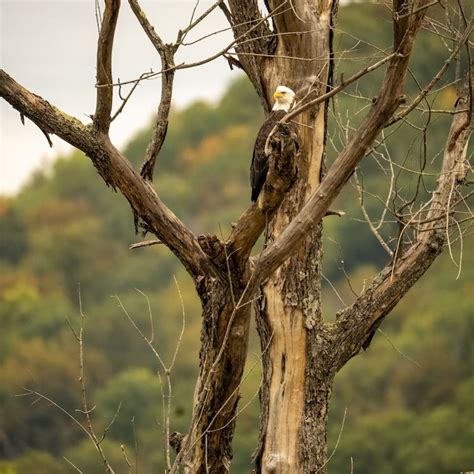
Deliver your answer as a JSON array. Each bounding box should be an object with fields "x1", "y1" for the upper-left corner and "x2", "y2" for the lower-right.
[{"x1": 0, "y1": 0, "x2": 237, "y2": 195}]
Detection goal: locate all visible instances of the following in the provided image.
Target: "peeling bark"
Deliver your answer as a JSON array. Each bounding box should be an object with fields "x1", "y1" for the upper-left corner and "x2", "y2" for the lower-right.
[{"x1": 250, "y1": 0, "x2": 336, "y2": 471}]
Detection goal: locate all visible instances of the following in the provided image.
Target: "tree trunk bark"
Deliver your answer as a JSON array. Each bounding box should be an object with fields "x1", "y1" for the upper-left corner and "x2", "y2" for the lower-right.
[
  {"x1": 253, "y1": 1, "x2": 337, "y2": 471},
  {"x1": 178, "y1": 271, "x2": 252, "y2": 473}
]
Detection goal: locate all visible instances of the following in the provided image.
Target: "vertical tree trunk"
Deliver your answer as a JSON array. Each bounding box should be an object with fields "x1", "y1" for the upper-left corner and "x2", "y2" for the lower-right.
[
  {"x1": 175, "y1": 235, "x2": 255, "y2": 474},
  {"x1": 253, "y1": 1, "x2": 337, "y2": 471}
]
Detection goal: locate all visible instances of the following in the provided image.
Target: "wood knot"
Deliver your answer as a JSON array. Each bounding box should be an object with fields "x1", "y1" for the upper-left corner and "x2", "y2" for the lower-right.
[
  {"x1": 169, "y1": 431, "x2": 185, "y2": 454},
  {"x1": 198, "y1": 234, "x2": 226, "y2": 263}
]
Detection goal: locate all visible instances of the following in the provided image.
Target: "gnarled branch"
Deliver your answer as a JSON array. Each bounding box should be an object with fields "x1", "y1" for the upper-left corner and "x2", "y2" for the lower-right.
[
  {"x1": 0, "y1": 70, "x2": 213, "y2": 281},
  {"x1": 330, "y1": 82, "x2": 471, "y2": 368},
  {"x1": 128, "y1": 0, "x2": 176, "y2": 181}
]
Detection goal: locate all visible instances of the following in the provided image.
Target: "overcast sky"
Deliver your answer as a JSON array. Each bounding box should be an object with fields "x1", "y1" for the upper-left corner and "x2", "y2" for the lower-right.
[{"x1": 0, "y1": 0, "x2": 237, "y2": 195}]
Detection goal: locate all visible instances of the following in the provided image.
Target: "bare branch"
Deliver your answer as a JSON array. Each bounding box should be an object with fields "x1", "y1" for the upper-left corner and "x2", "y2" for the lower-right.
[
  {"x1": 0, "y1": 70, "x2": 94, "y2": 152},
  {"x1": 176, "y1": 0, "x2": 224, "y2": 45},
  {"x1": 129, "y1": 239, "x2": 163, "y2": 250},
  {"x1": 63, "y1": 457, "x2": 83, "y2": 473},
  {"x1": 111, "y1": 73, "x2": 149, "y2": 122},
  {"x1": 128, "y1": 0, "x2": 176, "y2": 181},
  {"x1": 120, "y1": 445, "x2": 133, "y2": 473},
  {"x1": 250, "y1": 1, "x2": 429, "y2": 285},
  {"x1": 331, "y1": 77, "x2": 471, "y2": 368},
  {"x1": 354, "y1": 169, "x2": 394, "y2": 257},
  {"x1": 94, "y1": 0, "x2": 121, "y2": 133},
  {"x1": 20, "y1": 388, "x2": 115, "y2": 473},
  {"x1": 387, "y1": 19, "x2": 472, "y2": 126},
  {"x1": 396, "y1": 0, "x2": 439, "y2": 19}
]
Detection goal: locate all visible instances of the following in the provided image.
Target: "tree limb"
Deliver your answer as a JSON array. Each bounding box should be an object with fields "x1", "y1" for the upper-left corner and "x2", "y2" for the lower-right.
[
  {"x1": 330, "y1": 83, "x2": 471, "y2": 368},
  {"x1": 248, "y1": 0, "x2": 430, "y2": 285},
  {"x1": 128, "y1": 0, "x2": 176, "y2": 181},
  {"x1": 94, "y1": 0, "x2": 121, "y2": 134},
  {"x1": 176, "y1": 0, "x2": 224, "y2": 45},
  {"x1": 0, "y1": 70, "x2": 96, "y2": 152},
  {"x1": 0, "y1": 70, "x2": 214, "y2": 281}
]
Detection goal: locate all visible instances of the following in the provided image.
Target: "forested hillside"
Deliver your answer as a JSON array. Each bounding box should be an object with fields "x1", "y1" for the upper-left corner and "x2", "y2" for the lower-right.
[{"x1": 0, "y1": 3, "x2": 472, "y2": 472}]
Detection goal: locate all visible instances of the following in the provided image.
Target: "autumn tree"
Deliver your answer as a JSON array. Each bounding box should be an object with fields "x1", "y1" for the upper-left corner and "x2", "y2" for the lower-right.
[{"x1": 0, "y1": 0, "x2": 471, "y2": 472}]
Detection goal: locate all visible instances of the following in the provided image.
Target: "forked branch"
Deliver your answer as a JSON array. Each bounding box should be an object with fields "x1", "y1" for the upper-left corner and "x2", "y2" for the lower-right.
[{"x1": 331, "y1": 76, "x2": 471, "y2": 368}]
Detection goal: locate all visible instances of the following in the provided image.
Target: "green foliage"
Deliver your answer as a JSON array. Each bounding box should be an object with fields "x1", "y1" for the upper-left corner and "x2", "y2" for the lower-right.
[
  {"x1": 0, "y1": 199, "x2": 28, "y2": 265},
  {"x1": 0, "y1": 4, "x2": 472, "y2": 471},
  {"x1": 64, "y1": 439, "x2": 131, "y2": 474},
  {"x1": 95, "y1": 368, "x2": 162, "y2": 445},
  {"x1": 0, "y1": 451, "x2": 64, "y2": 474}
]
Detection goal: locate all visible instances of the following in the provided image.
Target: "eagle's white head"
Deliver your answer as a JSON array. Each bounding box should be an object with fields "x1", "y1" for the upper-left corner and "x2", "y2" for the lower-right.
[{"x1": 272, "y1": 85, "x2": 296, "y2": 112}]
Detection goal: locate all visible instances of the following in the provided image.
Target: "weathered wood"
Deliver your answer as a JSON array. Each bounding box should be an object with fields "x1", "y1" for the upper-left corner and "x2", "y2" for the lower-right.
[
  {"x1": 227, "y1": 0, "x2": 276, "y2": 112},
  {"x1": 0, "y1": 70, "x2": 212, "y2": 282},
  {"x1": 330, "y1": 80, "x2": 472, "y2": 370},
  {"x1": 247, "y1": 0, "x2": 337, "y2": 470},
  {"x1": 178, "y1": 275, "x2": 252, "y2": 474},
  {"x1": 94, "y1": 0, "x2": 121, "y2": 133}
]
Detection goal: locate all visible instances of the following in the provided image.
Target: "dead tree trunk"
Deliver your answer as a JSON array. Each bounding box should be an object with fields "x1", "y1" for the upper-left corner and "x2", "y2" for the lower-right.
[
  {"x1": 247, "y1": 0, "x2": 336, "y2": 470},
  {"x1": 225, "y1": 1, "x2": 471, "y2": 473},
  {"x1": 0, "y1": 0, "x2": 471, "y2": 472}
]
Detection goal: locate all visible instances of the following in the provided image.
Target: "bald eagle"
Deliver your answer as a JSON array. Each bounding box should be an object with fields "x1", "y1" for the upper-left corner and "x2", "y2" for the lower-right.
[{"x1": 250, "y1": 85, "x2": 296, "y2": 202}]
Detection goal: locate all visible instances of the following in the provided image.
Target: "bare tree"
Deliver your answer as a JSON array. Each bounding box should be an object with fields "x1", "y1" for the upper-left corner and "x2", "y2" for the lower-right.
[{"x1": 1, "y1": 0, "x2": 471, "y2": 472}]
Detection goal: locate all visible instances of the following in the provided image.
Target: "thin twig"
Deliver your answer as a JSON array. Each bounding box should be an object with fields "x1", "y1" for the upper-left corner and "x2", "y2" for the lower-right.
[
  {"x1": 176, "y1": 0, "x2": 223, "y2": 45},
  {"x1": 135, "y1": 289, "x2": 154, "y2": 343},
  {"x1": 111, "y1": 72, "x2": 149, "y2": 122},
  {"x1": 113, "y1": 296, "x2": 167, "y2": 372},
  {"x1": 169, "y1": 276, "x2": 186, "y2": 372},
  {"x1": 316, "y1": 408, "x2": 348, "y2": 473},
  {"x1": 63, "y1": 456, "x2": 83, "y2": 473},
  {"x1": 121, "y1": 444, "x2": 133, "y2": 474},
  {"x1": 129, "y1": 239, "x2": 162, "y2": 250},
  {"x1": 77, "y1": 289, "x2": 116, "y2": 473},
  {"x1": 354, "y1": 169, "x2": 394, "y2": 256},
  {"x1": 377, "y1": 328, "x2": 423, "y2": 368},
  {"x1": 387, "y1": 19, "x2": 472, "y2": 126}
]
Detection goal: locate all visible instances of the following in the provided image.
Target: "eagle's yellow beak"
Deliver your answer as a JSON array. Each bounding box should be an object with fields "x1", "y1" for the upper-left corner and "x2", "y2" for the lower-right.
[{"x1": 273, "y1": 90, "x2": 283, "y2": 100}]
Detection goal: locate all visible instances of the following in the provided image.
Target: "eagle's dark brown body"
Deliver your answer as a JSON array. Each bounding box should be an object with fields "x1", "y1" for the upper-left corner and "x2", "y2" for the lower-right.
[{"x1": 250, "y1": 109, "x2": 286, "y2": 202}]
